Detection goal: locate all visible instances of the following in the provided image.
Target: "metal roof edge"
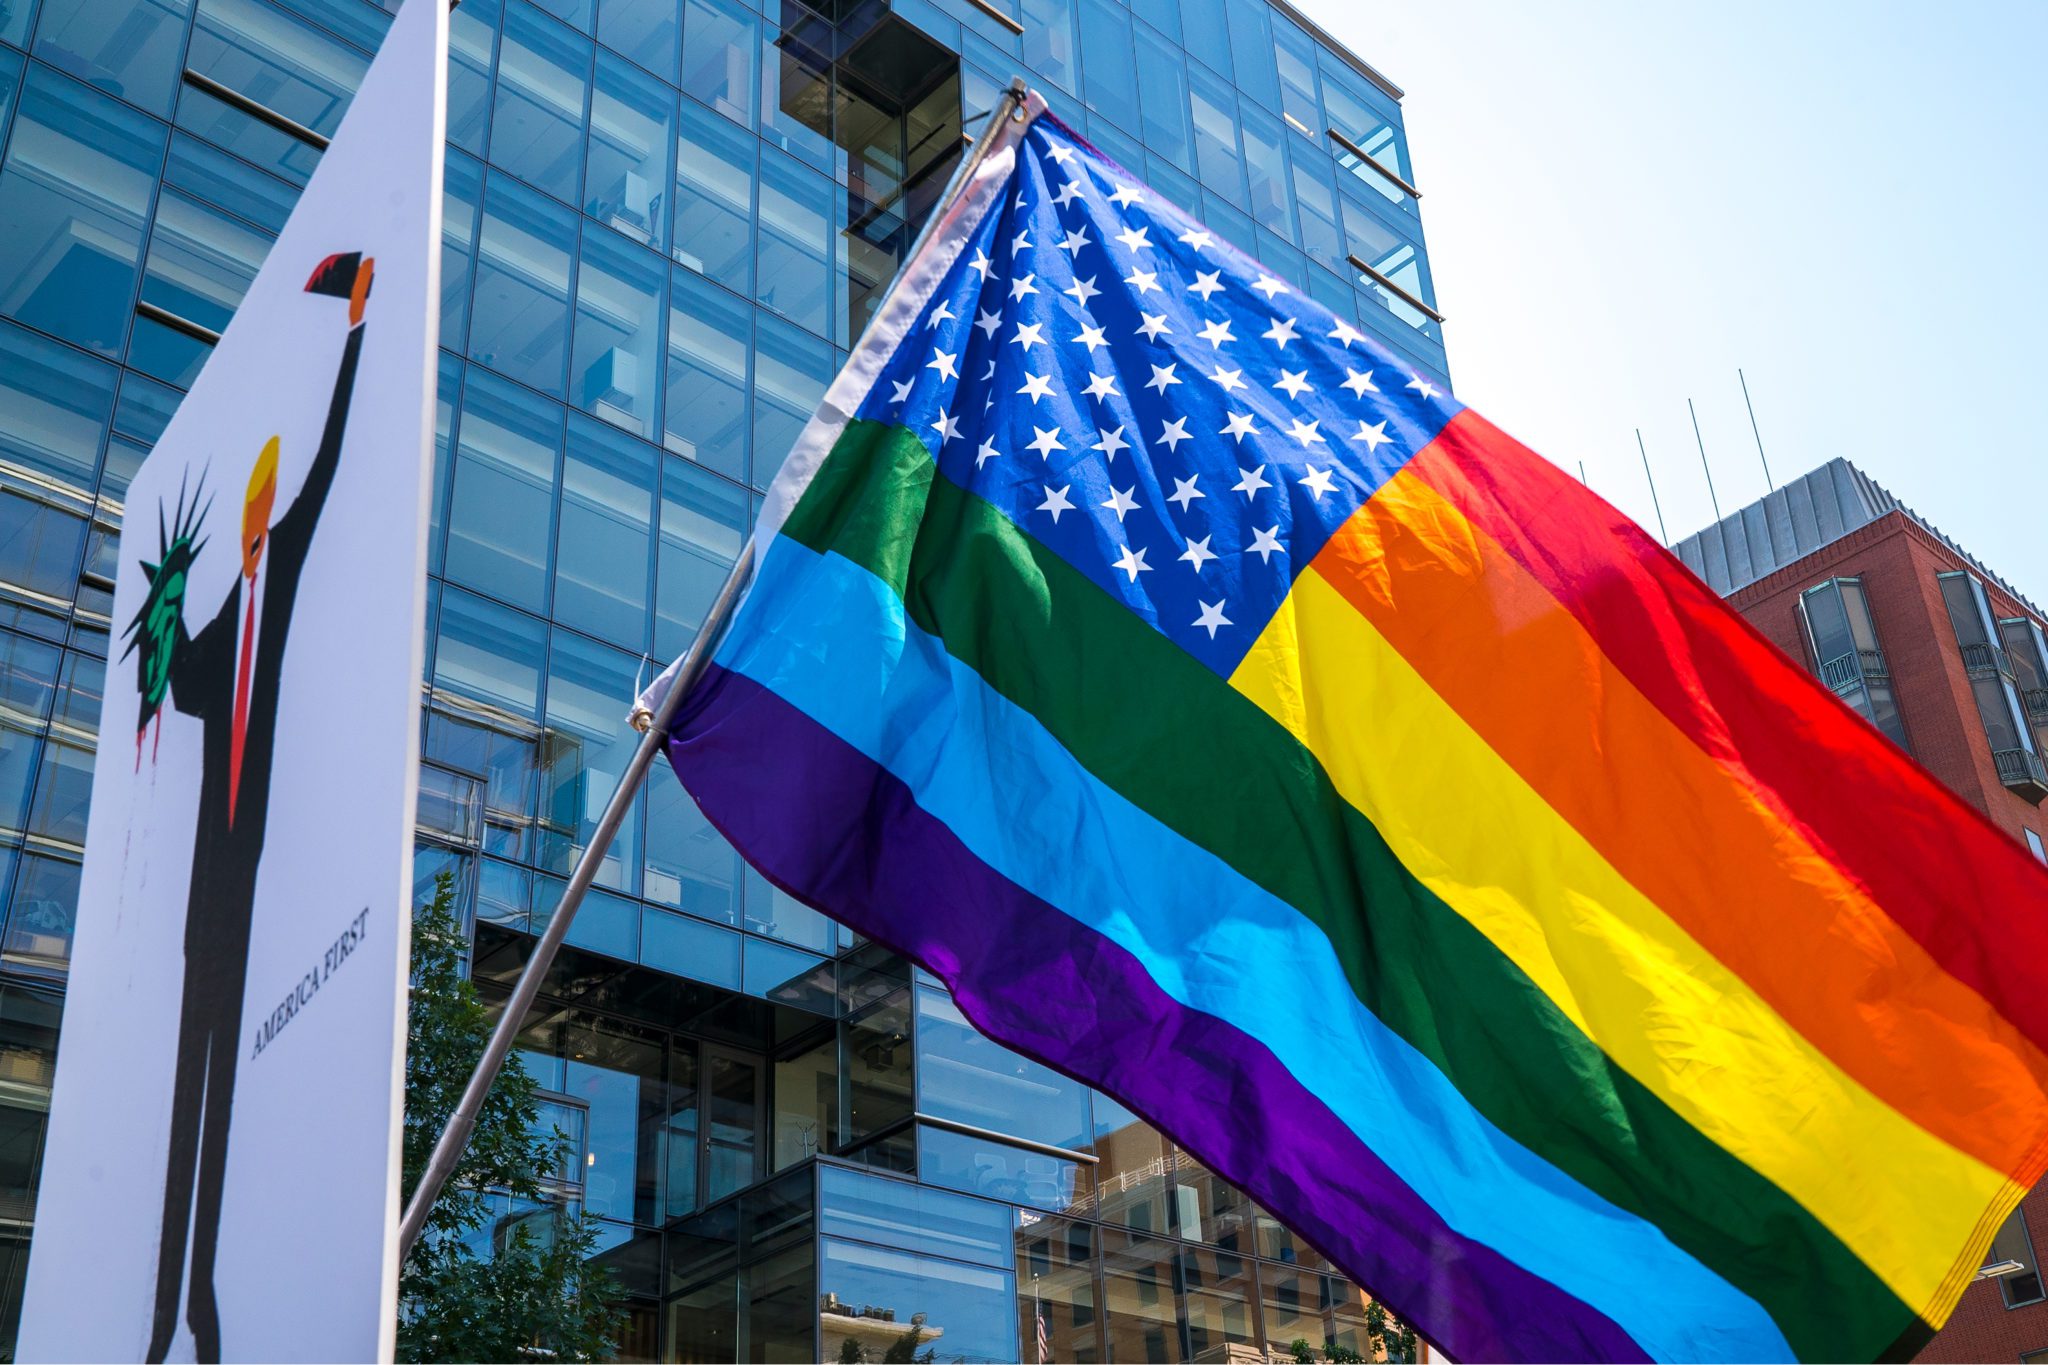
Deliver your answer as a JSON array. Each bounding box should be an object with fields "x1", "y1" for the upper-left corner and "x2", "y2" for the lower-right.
[{"x1": 1268, "y1": 0, "x2": 1406, "y2": 102}]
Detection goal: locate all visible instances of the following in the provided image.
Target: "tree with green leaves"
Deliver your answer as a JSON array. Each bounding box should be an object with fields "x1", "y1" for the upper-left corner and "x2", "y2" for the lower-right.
[{"x1": 396, "y1": 872, "x2": 624, "y2": 1363}]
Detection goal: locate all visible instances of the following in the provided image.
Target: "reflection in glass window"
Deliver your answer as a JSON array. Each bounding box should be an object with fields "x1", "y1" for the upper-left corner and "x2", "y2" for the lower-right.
[
  {"x1": 1133, "y1": 23, "x2": 1191, "y2": 174},
  {"x1": 672, "y1": 95, "x2": 754, "y2": 287},
  {"x1": 1, "y1": 1, "x2": 31, "y2": 48},
  {"x1": 540, "y1": 629, "x2": 643, "y2": 892},
  {"x1": 916, "y1": 988, "x2": 1090, "y2": 1151},
  {"x1": 821, "y1": 1165, "x2": 1012, "y2": 1266},
  {"x1": 25, "y1": 720, "x2": 95, "y2": 850},
  {"x1": 429, "y1": 350, "x2": 461, "y2": 575},
  {"x1": 1019, "y1": 0, "x2": 1077, "y2": 95},
  {"x1": 1101, "y1": 1230, "x2": 1179, "y2": 1364},
  {"x1": 664, "y1": 268, "x2": 749, "y2": 480},
  {"x1": 129, "y1": 189, "x2": 273, "y2": 387},
  {"x1": 679, "y1": 0, "x2": 753, "y2": 127},
  {"x1": 643, "y1": 729, "x2": 739, "y2": 922},
  {"x1": 1180, "y1": 0, "x2": 1229, "y2": 81},
  {"x1": 1238, "y1": 102, "x2": 1295, "y2": 243},
  {"x1": 0, "y1": 320, "x2": 117, "y2": 492},
  {"x1": 554, "y1": 1014, "x2": 663, "y2": 1223},
  {"x1": 31, "y1": 0, "x2": 190, "y2": 114},
  {"x1": 844, "y1": 989, "x2": 913, "y2": 1144},
  {"x1": 1017, "y1": 1216, "x2": 1100, "y2": 1364},
  {"x1": 0, "y1": 68, "x2": 164, "y2": 357},
  {"x1": 596, "y1": 0, "x2": 675, "y2": 82},
  {"x1": 749, "y1": 314, "x2": 832, "y2": 488},
  {"x1": 585, "y1": 51, "x2": 671, "y2": 249},
  {"x1": 440, "y1": 149, "x2": 484, "y2": 354},
  {"x1": 1075, "y1": 0, "x2": 1136, "y2": 137},
  {"x1": 446, "y1": 0, "x2": 500, "y2": 155},
  {"x1": 1272, "y1": 15, "x2": 1321, "y2": 139},
  {"x1": 1187, "y1": 63, "x2": 1244, "y2": 208},
  {"x1": 555, "y1": 413, "x2": 654, "y2": 645},
  {"x1": 1321, "y1": 59, "x2": 1414, "y2": 212},
  {"x1": 1339, "y1": 193, "x2": 1435, "y2": 334},
  {"x1": 1170, "y1": 1147, "x2": 1256, "y2": 1252},
  {"x1": 920, "y1": 1123, "x2": 1084, "y2": 1215},
  {"x1": 0, "y1": 490, "x2": 86, "y2": 611},
  {"x1": 741, "y1": 863, "x2": 834, "y2": 953},
  {"x1": 654, "y1": 451, "x2": 744, "y2": 658},
  {"x1": 433, "y1": 586, "x2": 547, "y2": 721},
  {"x1": 772, "y1": 1030, "x2": 836, "y2": 1171},
  {"x1": 468, "y1": 170, "x2": 576, "y2": 397},
  {"x1": 445, "y1": 366, "x2": 561, "y2": 609},
  {"x1": 820, "y1": 1236, "x2": 1018, "y2": 1365},
  {"x1": 186, "y1": 0, "x2": 365, "y2": 138},
  {"x1": 758, "y1": 31, "x2": 834, "y2": 176},
  {"x1": 563, "y1": 883, "x2": 639, "y2": 960},
  {"x1": 570, "y1": 224, "x2": 665, "y2": 441},
  {"x1": 641, "y1": 903, "x2": 740, "y2": 987},
  {"x1": 0, "y1": 635, "x2": 62, "y2": 841},
  {"x1": 1223, "y1": 0, "x2": 1278, "y2": 109},
  {"x1": 754, "y1": 148, "x2": 837, "y2": 341},
  {"x1": 1088, "y1": 1093, "x2": 1168, "y2": 1233},
  {"x1": 163, "y1": 131, "x2": 294, "y2": 234},
  {"x1": 490, "y1": 0, "x2": 591, "y2": 205},
  {"x1": 4, "y1": 851, "x2": 79, "y2": 973},
  {"x1": 1291, "y1": 151, "x2": 1345, "y2": 277}
]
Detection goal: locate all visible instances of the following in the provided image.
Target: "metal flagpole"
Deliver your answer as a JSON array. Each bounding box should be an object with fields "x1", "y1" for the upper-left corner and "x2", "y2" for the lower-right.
[
  {"x1": 394, "y1": 75, "x2": 1035, "y2": 1263},
  {"x1": 1688, "y1": 397, "x2": 1723, "y2": 524},
  {"x1": 1636, "y1": 427, "x2": 1669, "y2": 545},
  {"x1": 1739, "y1": 367, "x2": 1774, "y2": 491}
]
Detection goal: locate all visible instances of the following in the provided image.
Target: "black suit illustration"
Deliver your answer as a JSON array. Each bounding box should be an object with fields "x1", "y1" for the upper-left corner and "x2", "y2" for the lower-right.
[{"x1": 145, "y1": 252, "x2": 372, "y2": 1364}]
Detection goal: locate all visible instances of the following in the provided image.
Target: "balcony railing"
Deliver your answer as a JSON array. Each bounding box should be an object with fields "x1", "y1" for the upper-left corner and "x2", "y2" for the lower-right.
[
  {"x1": 2025, "y1": 686, "x2": 2048, "y2": 724},
  {"x1": 1993, "y1": 746, "x2": 2048, "y2": 803},
  {"x1": 1819, "y1": 649, "x2": 1889, "y2": 693},
  {"x1": 1961, "y1": 640, "x2": 2017, "y2": 680}
]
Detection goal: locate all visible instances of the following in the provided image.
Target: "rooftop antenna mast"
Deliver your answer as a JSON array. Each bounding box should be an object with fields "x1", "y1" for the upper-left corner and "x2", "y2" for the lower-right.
[
  {"x1": 1636, "y1": 428, "x2": 1669, "y2": 545},
  {"x1": 1688, "y1": 398, "x2": 1723, "y2": 524},
  {"x1": 1739, "y1": 367, "x2": 1774, "y2": 491}
]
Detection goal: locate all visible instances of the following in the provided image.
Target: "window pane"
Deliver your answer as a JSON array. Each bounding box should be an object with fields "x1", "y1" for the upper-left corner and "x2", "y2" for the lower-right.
[
  {"x1": 0, "y1": 490, "x2": 86, "y2": 609},
  {"x1": 560, "y1": 1014, "x2": 663, "y2": 1223},
  {"x1": 1088, "y1": 1093, "x2": 1168, "y2": 1232},
  {"x1": 1223, "y1": 0, "x2": 1278, "y2": 109},
  {"x1": 0, "y1": 68, "x2": 164, "y2": 356},
  {"x1": 1102, "y1": 1231, "x2": 1180, "y2": 1364},
  {"x1": 445, "y1": 365, "x2": 561, "y2": 609},
  {"x1": 749, "y1": 312, "x2": 831, "y2": 488},
  {"x1": 540, "y1": 629, "x2": 642, "y2": 891},
  {"x1": 1239, "y1": 103, "x2": 1295, "y2": 242},
  {"x1": 32, "y1": 0, "x2": 191, "y2": 115},
  {"x1": 772, "y1": 1031, "x2": 835, "y2": 1171},
  {"x1": 679, "y1": 0, "x2": 753, "y2": 126},
  {"x1": 163, "y1": 131, "x2": 295, "y2": 234},
  {"x1": 1, "y1": 0, "x2": 32, "y2": 47},
  {"x1": 4, "y1": 852, "x2": 78, "y2": 974},
  {"x1": 916, "y1": 987, "x2": 1090, "y2": 1151},
  {"x1": 757, "y1": 29, "x2": 833, "y2": 174},
  {"x1": 754, "y1": 147, "x2": 837, "y2": 341},
  {"x1": 440, "y1": 147, "x2": 484, "y2": 352},
  {"x1": 640, "y1": 904, "x2": 739, "y2": 986},
  {"x1": 741, "y1": 862, "x2": 833, "y2": 953},
  {"x1": 664, "y1": 268, "x2": 748, "y2": 480},
  {"x1": 433, "y1": 586, "x2": 547, "y2": 721},
  {"x1": 1132, "y1": 23, "x2": 1191, "y2": 173},
  {"x1": 820, "y1": 1164, "x2": 1012, "y2": 1267},
  {"x1": 671, "y1": 94, "x2": 753, "y2": 289},
  {"x1": 585, "y1": 51, "x2": 671, "y2": 248},
  {"x1": 570, "y1": 223, "x2": 664, "y2": 442},
  {"x1": 1019, "y1": 0, "x2": 1076, "y2": 95},
  {"x1": 742, "y1": 938, "x2": 832, "y2": 1015},
  {"x1": 187, "y1": 0, "x2": 365, "y2": 139},
  {"x1": 1272, "y1": 16, "x2": 1321, "y2": 136},
  {"x1": 844, "y1": 990, "x2": 912, "y2": 1144},
  {"x1": 1338, "y1": 193, "x2": 1434, "y2": 333},
  {"x1": 490, "y1": 0, "x2": 591, "y2": 204},
  {"x1": 0, "y1": 634, "x2": 62, "y2": 840},
  {"x1": 447, "y1": 0, "x2": 500, "y2": 155},
  {"x1": 469, "y1": 169, "x2": 577, "y2": 398},
  {"x1": 643, "y1": 749, "x2": 738, "y2": 922},
  {"x1": 1181, "y1": 0, "x2": 1229, "y2": 81},
  {"x1": 1291, "y1": 150, "x2": 1343, "y2": 275},
  {"x1": 130, "y1": 188, "x2": 272, "y2": 386},
  {"x1": 596, "y1": 0, "x2": 676, "y2": 82},
  {"x1": 0, "y1": 319, "x2": 117, "y2": 491},
  {"x1": 1187, "y1": 63, "x2": 1244, "y2": 208},
  {"x1": 820, "y1": 1236, "x2": 1017, "y2": 1365},
  {"x1": 555, "y1": 411, "x2": 654, "y2": 646},
  {"x1": 654, "y1": 451, "x2": 743, "y2": 659},
  {"x1": 1075, "y1": 0, "x2": 1136, "y2": 136}
]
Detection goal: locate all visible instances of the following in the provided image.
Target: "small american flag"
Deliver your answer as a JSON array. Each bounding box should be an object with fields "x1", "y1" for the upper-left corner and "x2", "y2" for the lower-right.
[{"x1": 1036, "y1": 1300, "x2": 1051, "y2": 1365}]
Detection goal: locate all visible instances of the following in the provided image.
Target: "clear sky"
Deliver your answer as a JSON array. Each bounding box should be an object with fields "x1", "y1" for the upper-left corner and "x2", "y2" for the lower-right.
[{"x1": 1306, "y1": 0, "x2": 2048, "y2": 595}]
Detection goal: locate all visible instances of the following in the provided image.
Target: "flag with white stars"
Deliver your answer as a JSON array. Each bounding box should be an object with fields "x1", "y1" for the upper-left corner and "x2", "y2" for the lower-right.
[{"x1": 646, "y1": 90, "x2": 2048, "y2": 1365}]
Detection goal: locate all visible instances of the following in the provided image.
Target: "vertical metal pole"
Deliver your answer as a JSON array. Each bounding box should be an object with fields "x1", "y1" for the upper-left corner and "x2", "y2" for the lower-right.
[
  {"x1": 394, "y1": 78, "x2": 1036, "y2": 1265},
  {"x1": 1739, "y1": 367, "x2": 1773, "y2": 491},
  {"x1": 1637, "y1": 428, "x2": 1669, "y2": 545},
  {"x1": 1688, "y1": 398, "x2": 1723, "y2": 524}
]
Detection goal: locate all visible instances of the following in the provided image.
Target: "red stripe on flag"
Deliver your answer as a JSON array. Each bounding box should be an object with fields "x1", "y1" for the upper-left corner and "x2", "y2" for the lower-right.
[{"x1": 1410, "y1": 408, "x2": 2048, "y2": 1051}]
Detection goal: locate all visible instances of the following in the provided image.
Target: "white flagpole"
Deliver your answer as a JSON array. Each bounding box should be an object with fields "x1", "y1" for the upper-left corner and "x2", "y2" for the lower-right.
[{"x1": 395, "y1": 76, "x2": 1033, "y2": 1261}]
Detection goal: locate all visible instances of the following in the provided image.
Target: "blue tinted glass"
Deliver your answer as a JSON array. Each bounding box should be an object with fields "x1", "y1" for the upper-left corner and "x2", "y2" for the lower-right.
[
  {"x1": 1187, "y1": 61, "x2": 1243, "y2": 206},
  {"x1": 186, "y1": 0, "x2": 367, "y2": 139},
  {"x1": 640, "y1": 905, "x2": 739, "y2": 986},
  {"x1": 1084, "y1": 114, "x2": 1142, "y2": 178},
  {"x1": 0, "y1": 49, "x2": 18, "y2": 138},
  {"x1": 131, "y1": 189, "x2": 272, "y2": 385},
  {"x1": 754, "y1": 147, "x2": 837, "y2": 340},
  {"x1": 476, "y1": 857, "x2": 530, "y2": 929},
  {"x1": 1018, "y1": 0, "x2": 1076, "y2": 94},
  {"x1": 1199, "y1": 190, "x2": 1253, "y2": 254},
  {"x1": 164, "y1": 133, "x2": 297, "y2": 233},
  {"x1": 571, "y1": 222, "x2": 666, "y2": 440},
  {"x1": 563, "y1": 885, "x2": 638, "y2": 958},
  {"x1": 430, "y1": 349, "x2": 461, "y2": 574},
  {"x1": 491, "y1": 0, "x2": 591, "y2": 203},
  {"x1": 555, "y1": 411, "x2": 655, "y2": 646},
  {"x1": 112, "y1": 369, "x2": 179, "y2": 446},
  {"x1": 447, "y1": 0, "x2": 500, "y2": 154},
  {"x1": 915, "y1": 988, "x2": 1090, "y2": 1151},
  {"x1": 433, "y1": 590, "x2": 547, "y2": 721},
  {"x1": 440, "y1": 147, "x2": 484, "y2": 351},
  {"x1": 1180, "y1": 0, "x2": 1229, "y2": 79},
  {"x1": 525, "y1": 0, "x2": 588, "y2": 39},
  {"x1": 0, "y1": 635, "x2": 62, "y2": 837},
  {"x1": 919, "y1": 1122, "x2": 1083, "y2": 1217},
  {"x1": 1273, "y1": 16, "x2": 1321, "y2": 136},
  {"x1": 469, "y1": 169, "x2": 576, "y2": 397},
  {"x1": 654, "y1": 451, "x2": 744, "y2": 658},
  {"x1": 819, "y1": 1166, "x2": 1013, "y2": 1269},
  {"x1": 672, "y1": 94, "x2": 753, "y2": 289},
  {"x1": 1131, "y1": 22, "x2": 1191, "y2": 173},
  {"x1": 679, "y1": 0, "x2": 753, "y2": 126},
  {"x1": 586, "y1": 49, "x2": 672, "y2": 249},
  {"x1": 749, "y1": 312, "x2": 831, "y2": 488},
  {"x1": 0, "y1": 319, "x2": 117, "y2": 490},
  {"x1": 271, "y1": 0, "x2": 386, "y2": 49},
  {"x1": 0, "y1": 68, "x2": 164, "y2": 356},
  {"x1": 664, "y1": 268, "x2": 748, "y2": 481},
  {"x1": 1291, "y1": 144, "x2": 1344, "y2": 274},
  {"x1": 596, "y1": 0, "x2": 675, "y2": 81},
  {"x1": 540, "y1": 629, "x2": 642, "y2": 891},
  {"x1": 0, "y1": 0, "x2": 33, "y2": 47},
  {"x1": 1239, "y1": 102, "x2": 1296, "y2": 240},
  {"x1": 1144, "y1": 150, "x2": 1198, "y2": 220},
  {"x1": 742, "y1": 937, "x2": 831, "y2": 1014},
  {"x1": 445, "y1": 365, "x2": 562, "y2": 609},
  {"x1": 1075, "y1": 0, "x2": 1136, "y2": 136},
  {"x1": 4, "y1": 852, "x2": 79, "y2": 973},
  {"x1": 742, "y1": 862, "x2": 833, "y2": 952},
  {"x1": 1224, "y1": 0, "x2": 1278, "y2": 109},
  {"x1": 0, "y1": 487, "x2": 85, "y2": 611},
  {"x1": 1321, "y1": 59, "x2": 1414, "y2": 212},
  {"x1": 32, "y1": 0, "x2": 191, "y2": 115},
  {"x1": 757, "y1": 30, "x2": 834, "y2": 175},
  {"x1": 643, "y1": 765, "x2": 738, "y2": 923},
  {"x1": 173, "y1": 82, "x2": 318, "y2": 186}
]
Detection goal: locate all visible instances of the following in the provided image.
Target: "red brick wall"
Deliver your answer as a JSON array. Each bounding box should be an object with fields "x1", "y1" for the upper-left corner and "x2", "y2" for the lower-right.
[{"x1": 1915, "y1": 1184, "x2": 2048, "y2": 1364}]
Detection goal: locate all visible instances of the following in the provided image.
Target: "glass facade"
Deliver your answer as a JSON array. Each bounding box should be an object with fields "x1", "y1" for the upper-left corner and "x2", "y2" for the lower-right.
[{"x1": 0, "y1": 0, "x2": 1444, "y2": 1355}]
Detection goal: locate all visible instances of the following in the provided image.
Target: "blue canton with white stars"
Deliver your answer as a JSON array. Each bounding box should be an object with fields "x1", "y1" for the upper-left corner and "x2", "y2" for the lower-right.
[{"x1": 852, "y1": 113, "x2": 1464, "y2": 677}]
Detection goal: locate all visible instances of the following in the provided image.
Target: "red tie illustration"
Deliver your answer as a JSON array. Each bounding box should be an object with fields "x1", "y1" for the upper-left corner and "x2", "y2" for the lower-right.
[{"x1": 229, "y1": 581, "x2": 255, "y2": 826}]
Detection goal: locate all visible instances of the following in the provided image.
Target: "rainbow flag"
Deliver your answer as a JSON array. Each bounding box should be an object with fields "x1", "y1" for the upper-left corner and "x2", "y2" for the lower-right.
[{"x1": 643, "y1": 93, "x2": 2048, "y2": 1361}]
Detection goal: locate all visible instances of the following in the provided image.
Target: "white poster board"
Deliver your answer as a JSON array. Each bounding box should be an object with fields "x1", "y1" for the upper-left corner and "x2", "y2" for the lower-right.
[{"x1": 19, "y1": 0, "x2": 445, "y2": 1355}]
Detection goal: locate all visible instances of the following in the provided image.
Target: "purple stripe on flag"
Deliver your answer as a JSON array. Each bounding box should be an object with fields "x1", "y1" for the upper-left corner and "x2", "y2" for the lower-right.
[{"x1": 668, "y1": 662, "x2": 1650, "y2": 1365}]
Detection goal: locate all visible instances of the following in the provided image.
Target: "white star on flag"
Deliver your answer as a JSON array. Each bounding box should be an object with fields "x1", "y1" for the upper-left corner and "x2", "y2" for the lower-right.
[
  {"x1": 1082, "y1": 372, "x2": 1119, "y2": 401},
  {"x1": 1407, "y1": 374, "x2": 1441, "y2": 399},
  {"x1": 1274, "y1": 369, "x2": 1313, "y2": 399},
  {"x1": 927, "y1": 348, "x2": 958, "y2": 381},
  {"x1": 1188, "y1": 270, "x2": 1224, "y2": 301},
  {"x1": 1178, "y1": 228, "x2": 1214, "y2": 250},
  {"x1": 1248, "y1": 525, "x2": 1285, "y2": 562},
  {"x1": 1156, "y1": 417, "x2": 1192, "y2": 451},
  {"x1": 1110, "y1": 183, "x2": 1144, "y2": 208},
  {"x1": 1011, "y1": 321, "x2": 1045, "y2": 351},
  {"x1": 931, "y1": 410, "x2": 961, "y2": 444},
  {"x1": 1252, "y1": 275, "x2": 1288, "y2": 298},
  {"x1": 976, "y1": 439, "x2": 1000, "y2": 470},
  {"x1": 1011, "y1": 226, "x2": 1032, "y2": 254},
  {"x1": 1026, "y1": 426, "x2": 1065, "y2": 458},
  {"x1": 1196, "y1": 318, "x2": 1235, "y2": 348},
  {"x1": 1220, "y1": 412, "x2": 1258, "y2": 443},
  {"x1": 1193, "y1": 600, "x2": 1232, "y2": 638},
  {"x1": 1145, "y1": 363, "x2": 1181, "y2": 394},
  {"x1": 1047, "y1": 142, "x2": 1076, "y2": 165},
  {"x1": 1180, "y1": 535, "x2": 1218, "y2": 570},
  {"x1": 975, "y1": 308, "x2": 1001, "y2": 339},
  {"x1": 1038, "y1": 485, "x2": 1074, "y2": 522},
  {"x1": 1287, "y1": 418, "x2": 1326, "y2": 447},
  {"x1": 928, "y1": 300, "x2": 954, "y2": 329},
  {"x1": 1102, "y1": 486, "x2": 1140, "y2": 522},
  {"x1": 1125, "y1": 267, "x2": 1162, "y2": 295},
  {"x1": 1342, "y1": 368, "x2": 1378, "y2": 397},
  {"x1": 1262, "y1": 317, "x2": 1299, "y2": 348},
  {"x1": 1328, "y1": 319, "x2": 1365, "y2": 348},
  {"x1": 1351, "y1": 419, "x2": 1392, "y2": 452},
  {"x1": 1052, "y1": 179, "x2": 1083, "y2": 209},
  {"x1": 1063, "y1": 275, "x2": 1100, "y2": 308},
  {"x1": 1092, "y1": 426, "x2": 1130, "y2": 461},
  {"x1": 1234, "y1": 465, "x2": 1272, "y2": 499},
  {"x1": 1009, "y1": 273, "x2": 1039, "y2": 301},
  {"x1": 1167, "y1": 475, "x2": 1205, "y2": 510},
  {"x1": 1136, "y1": 312, "x2": 1171, "y2": 341},
  {"x1": 969, "y1": 249, "x2": 992, "y2": 280},
  {"x1": 1057, "y1": 226, "x2": 1091, "y2": 256},
  {"x1": 1017, "y1": 372, "x2": 1054, "y2": 403},
  {"x1": 1114, "y1": 224, "x2": 1151, "y2": 252},
  {"x1": 889, "y1": 379, "x2": 912, "y2": 404},
  {"x1": 1075, "y1": 322, "x2": 1109, "y2": 353},
  {"x1": 1111, "y1": 543, "x2": 1152, "y2": 580},
  {"x1": 1299, "y1": 465, "x2": 1338, "y2": 500}
]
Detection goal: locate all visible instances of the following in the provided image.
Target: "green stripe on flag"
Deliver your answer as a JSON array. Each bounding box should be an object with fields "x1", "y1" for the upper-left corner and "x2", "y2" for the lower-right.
[{"x1": 776, "y1": 418, "x2": 1917, "y2": 1363}]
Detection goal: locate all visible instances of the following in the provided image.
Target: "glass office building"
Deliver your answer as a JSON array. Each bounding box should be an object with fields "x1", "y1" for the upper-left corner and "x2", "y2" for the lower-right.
[{"x1": 0, "y1": 0, "x2": 1447, "y2": 1355}]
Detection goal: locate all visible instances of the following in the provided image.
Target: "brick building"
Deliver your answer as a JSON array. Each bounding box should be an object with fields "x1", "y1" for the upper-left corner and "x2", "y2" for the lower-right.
[{"x1": 1675, "y1": 459, "x2": 2048, "y2": 1362}]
